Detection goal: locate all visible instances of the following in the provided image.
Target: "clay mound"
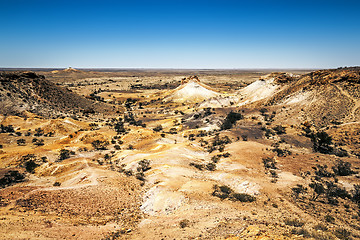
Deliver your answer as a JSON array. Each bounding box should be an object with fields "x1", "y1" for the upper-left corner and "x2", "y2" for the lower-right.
[
  {"x1": 263, "y1": 67, "x2": 360, "y2": 127},
  {"x1": 0, "y1": 71, "x2": 109, "y2": 117},
  {"x1": 165, "y1": 77, "x2": 219, "y2": 102},
  {"x1": 51, "y1": 67, "x2": 82, "y2": 74},
  {"x1": 235, "y1": 78, "x2": 281, "y2": 106}
]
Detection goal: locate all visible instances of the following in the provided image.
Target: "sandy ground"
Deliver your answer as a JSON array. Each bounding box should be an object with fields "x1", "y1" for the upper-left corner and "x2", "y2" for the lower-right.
[{"x1": 1, "y1": 69, "x2": 360, "y2": 239}]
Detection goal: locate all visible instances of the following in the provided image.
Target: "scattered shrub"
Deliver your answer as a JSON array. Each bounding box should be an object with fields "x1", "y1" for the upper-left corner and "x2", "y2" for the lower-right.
[
  {"x1": 314, "y1": 223, "x2": 328, "y2": 231},
  {"x1": 314, "y1": 164, "x2": 334, "y2": 178},
  {"x1": 309, "y1": 181, "x2": 325, "y2": 200},
  {"x1": 272, "y1": 146, "x2": 291, "y2": 157},
  {"x1": 325, "y1": 214, "x2": 335, "y2": 223},
  {"x1": 212, "y1": 184, "x2": 256, "y2": 202},
  {"x1": 291, "y1": 228, "x2": 311, "y2": 238},
  {"x1": 33, "y1": 138, "x2": 44, "y2": 146},
  {"x1": 135, "y1": 172, "x2": 145, "y2": 181},
  {"x1": 325, "y1": 181, "x2": 351, "y2": 199},
  {"x1": 221, "y1": 111, "x2": 243, "y2": 130},
  {"x1": 211, "y1": 155, "x2": 220, "y2": 163},
  {"x1": 58, "y1": 149, "x2": 73, "y2": 161},
  {"x1": 273, "y1": 125, "x2": 286, "y2": 135},
  {"x1": 34, "y1": 128, "x2": 44, "y2": 137},
  {"x1": 333, "y1": 148, "x2": 349, "y2": 157},
  {"x1": 0, "y1": 124, "x2": 14, "y2": 133},
  {"x1": 292, "y1": 184, "x2": 307, "y2": 199},
  {"x1": 179, "y1": 219, "x2": 190, "y2": 228},
  {"x1": 169, "y1": 128, "x2": 177, "y2": 134},
  {"x1": 124, "y1": 169, "x2": 133, "y2": 176},
  {"x1": 263, "y1": 157, "x2": 277, "y2": 169},
  {"x1": 25, "y1": 160, "x2": 39, "y2": 173},
  {"x1": 270, "y1": 170, "x2": 278, "y2": 178},
  {"x1": 311, "y1": 131, "x2": 333, "y2": 154},
  {"x1": 205, "y1": 162, "x2": 216, "y2": 171},
  {"x1": 137, "y1": 159, "x2": 151, "y2": 172},
  {"x1": 189, "y1": 162, "x2": 204, "y2": 171},
  {"x1": 332, "y1": 160, "x2": 354, "y2": 176},
  {"x1": 261, "y1": 127, "x2": 275, "y2": 138},
  {"x1": 17, "y1": 139, "x2": 26, "y2": 146},
  {"x1": 91, "y1": 140, "x2": 109, "y2": 150},
  {"x1": 285, "y1": 218, "x2": 305, "y2": 227},
  {"x1": 53, "y1": 181, "x2": 61, "y2": 187},
  {"x1": 230, "y1": 193, "x2": 256, "y2": 202},
  {"x1": 334, "y1": 228, "x2": 351, "y2": 240},
  {"x1": 0, "y1": 170, "x2": 25, "y2": 188},
  {"x1": 153, "y1": 125, "x2": 163, "y2": 132},
  {"x1": 352, "y1": 184, "x2": 360, "y2": 203}
]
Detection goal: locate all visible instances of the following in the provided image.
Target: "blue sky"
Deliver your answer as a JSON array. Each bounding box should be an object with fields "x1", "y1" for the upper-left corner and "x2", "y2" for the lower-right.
[{"x1": 1, "y1": 0, "x2": 359, "y2": 68}]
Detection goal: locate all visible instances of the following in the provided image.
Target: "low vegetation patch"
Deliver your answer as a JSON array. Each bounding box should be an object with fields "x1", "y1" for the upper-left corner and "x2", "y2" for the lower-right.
[
  {"x1": 212, "y1": 184, "x2": 256, "y2": 202},
  {"x1": 221, "y1": 111, "x2": 243, "y2": 130},
  {"x1": 58, "y1": 149, "x2": 75, "y2": 161},
  {"x1": 0, "y1": 170, "x2": 25, "y2": 188}
]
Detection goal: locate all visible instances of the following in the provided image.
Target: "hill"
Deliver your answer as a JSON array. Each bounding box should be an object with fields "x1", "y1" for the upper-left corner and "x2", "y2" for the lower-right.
[
  {"x1": 0, "y1": 71, "x2": 110, "y2": 118},
  {"x1": 164, "y1": 75, "x2": 219, "y2": 102}
]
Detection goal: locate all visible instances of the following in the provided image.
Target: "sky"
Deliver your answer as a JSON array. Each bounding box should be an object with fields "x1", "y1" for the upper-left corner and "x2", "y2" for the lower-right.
[{"x1": 1, "y1": 0, "x2": 360, "y2": 69}]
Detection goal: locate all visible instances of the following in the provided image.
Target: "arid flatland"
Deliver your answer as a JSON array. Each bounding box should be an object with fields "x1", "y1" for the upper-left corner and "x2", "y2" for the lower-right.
[{"x1": 1, "y1": 68, "x2": 360, "y2": 239}]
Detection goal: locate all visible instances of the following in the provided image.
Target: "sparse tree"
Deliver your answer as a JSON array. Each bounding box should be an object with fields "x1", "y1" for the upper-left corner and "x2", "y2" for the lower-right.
[{"x1": 17, "y1": 139, "x2": 26, "y2": 146}]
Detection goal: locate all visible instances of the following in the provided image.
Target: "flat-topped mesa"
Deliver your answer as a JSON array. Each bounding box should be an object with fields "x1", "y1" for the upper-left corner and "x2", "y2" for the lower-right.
[{"x1": 181, "y1": 75, "x2": 200, "y2": 85}]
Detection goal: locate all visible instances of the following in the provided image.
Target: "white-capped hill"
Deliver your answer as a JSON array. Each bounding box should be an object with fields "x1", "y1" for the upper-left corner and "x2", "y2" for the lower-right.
[{"x1": 165, "y1": 76, "x2": 219, "y2": 102}]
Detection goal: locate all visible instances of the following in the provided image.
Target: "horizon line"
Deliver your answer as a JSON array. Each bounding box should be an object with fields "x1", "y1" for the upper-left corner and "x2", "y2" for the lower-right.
[{"x1": 0, "y1": 67, "x2": 341, "y2": 71}]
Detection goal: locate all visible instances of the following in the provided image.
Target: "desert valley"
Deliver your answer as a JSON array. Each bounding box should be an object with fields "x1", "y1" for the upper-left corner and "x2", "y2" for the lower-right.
[{"x1": 1, "y1": 67, "x2": 360, "y2": 239}]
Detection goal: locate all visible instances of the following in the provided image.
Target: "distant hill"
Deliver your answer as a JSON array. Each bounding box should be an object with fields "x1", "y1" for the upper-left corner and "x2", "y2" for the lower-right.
[
  {"x1": 51, "y1": 67, "x2": 82, "y2": 74},
  {"x1": 0, "y1": 71, "x2": 109, "y2": 118}
]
